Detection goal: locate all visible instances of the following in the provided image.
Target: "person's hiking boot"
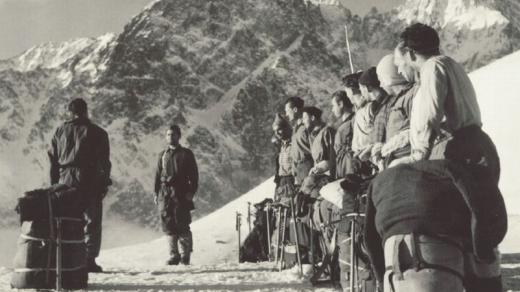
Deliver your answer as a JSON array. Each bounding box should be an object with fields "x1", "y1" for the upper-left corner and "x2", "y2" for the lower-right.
[
  {"x1": 166, "y1": 254, "x2": 181, "y2": 265},
  {"x1": 87, "y1": 259, "x2": 103, "y2": 273},
  {"x1": 180, "y1": 254, "x2": 190, "y2": 265}
]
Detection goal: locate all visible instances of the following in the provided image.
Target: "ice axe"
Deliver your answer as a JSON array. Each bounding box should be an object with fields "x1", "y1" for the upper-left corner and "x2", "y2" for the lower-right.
[{"x1": 289, "y1": 198, "x2": 303, "y2": 277}]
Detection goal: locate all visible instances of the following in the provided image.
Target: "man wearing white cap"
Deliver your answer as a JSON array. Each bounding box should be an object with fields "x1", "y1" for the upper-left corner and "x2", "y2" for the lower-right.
[{"x1": 370, "y1": 53, "x2": 417, "y2": 168}]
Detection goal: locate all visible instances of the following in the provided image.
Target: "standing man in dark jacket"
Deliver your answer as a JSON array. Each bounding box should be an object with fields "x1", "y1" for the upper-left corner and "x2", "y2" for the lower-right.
[
  {"x1": 331, "y1": 90, "x2": 355, "y2": 179},
  {"x1": 284, "y1": 96, "x2": 313, "y2": 187},
  {"x1": 48, "y1": 98, "x2": 112, "y2": 273},
  {"x1": 154, "y1": 124, "x2": 199, "y2": 265}
]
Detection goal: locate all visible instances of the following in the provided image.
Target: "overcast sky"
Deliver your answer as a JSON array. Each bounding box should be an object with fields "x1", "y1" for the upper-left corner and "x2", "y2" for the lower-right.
[
  {"x1": 0, "y1": 0, "x2": 403, "y2": 60},
  {"x1": 0, "y1": 0, "x2": 152, "y2": 59}
]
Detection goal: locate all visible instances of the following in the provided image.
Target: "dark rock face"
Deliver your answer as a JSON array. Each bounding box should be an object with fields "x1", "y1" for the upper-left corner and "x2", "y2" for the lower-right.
[{"x1": 0, "y1": 0, "x2": 518, "y2": 228}]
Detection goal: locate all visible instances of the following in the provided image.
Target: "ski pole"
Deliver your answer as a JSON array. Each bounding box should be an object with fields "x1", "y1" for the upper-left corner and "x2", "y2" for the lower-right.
[
  {"x1": 310, "y1": 218, "x2": 315, "y2": 271},
  {"x1": 236, "y1": 212, "x2": 242, "y2": 263},
  {"x1": 289, "y1": 199, "x2": 303, "y2": 277},
  {"x1": 279, "y1": 208, "x2": 288, "y2": 271},
  {"x1": 350, "y1": 218, "x2": 355, "y2": 292},
  {"x1": 275, "y1": 206, "x2": 282, "y2": 264},
  {"x1": 266, "y1": 203, "x2": 272, "y2": 262}
]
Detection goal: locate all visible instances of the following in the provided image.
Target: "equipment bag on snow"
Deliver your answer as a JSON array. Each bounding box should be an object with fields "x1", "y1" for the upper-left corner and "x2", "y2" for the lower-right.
[
  {"x1": 11, "y1": 185, "x2": 88, "y2": 290},
  {"x1": 239, "y1": 199, "x2": 275, "y2": 263}
]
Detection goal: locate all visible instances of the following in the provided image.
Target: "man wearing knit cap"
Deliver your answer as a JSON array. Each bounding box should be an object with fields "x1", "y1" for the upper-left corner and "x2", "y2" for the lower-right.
[
  {"x1": 370, "y1": 53, "x2": 417, "y2": 168},
  {"x1": 351, "y1": 68, "x2": 376, "y2": 158},
  {"x1": 342, "y1": 72, "x2": 366, "y2": 111},
  {"x1": 356, "y1": 66, "x2": 395, "y2": 165}
]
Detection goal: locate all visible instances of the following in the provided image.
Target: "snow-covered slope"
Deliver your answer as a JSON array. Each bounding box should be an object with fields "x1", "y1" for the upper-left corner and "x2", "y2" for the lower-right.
[
  {"x1": 99, "y1": 178, "x2": 275, "y2": 268},
  {"x1": 469, "y1": 50, "x2": 520, "y2": 215}
]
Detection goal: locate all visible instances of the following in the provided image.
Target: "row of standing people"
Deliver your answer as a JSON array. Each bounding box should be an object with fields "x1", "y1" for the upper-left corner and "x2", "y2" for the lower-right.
[{"x1": 271, "y1": 22, "x2": 505, "y2": 292}]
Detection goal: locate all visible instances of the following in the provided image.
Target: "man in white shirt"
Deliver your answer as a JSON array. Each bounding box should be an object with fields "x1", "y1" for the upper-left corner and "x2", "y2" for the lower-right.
[
  {"x1": 390, "y1": 22, "x2": 502, "y2": 292},
  {"x1": 395, "y1": 23, "x2": 499, "y2": 181}
]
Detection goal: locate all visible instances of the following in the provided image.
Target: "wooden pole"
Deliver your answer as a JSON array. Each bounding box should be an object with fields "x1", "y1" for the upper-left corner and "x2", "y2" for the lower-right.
[{"x1": 345, "y1": 25, "x2": 355, "y2": 74}]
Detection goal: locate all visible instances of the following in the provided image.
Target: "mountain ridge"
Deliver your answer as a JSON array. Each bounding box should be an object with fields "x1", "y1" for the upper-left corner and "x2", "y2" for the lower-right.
[{"x1": 0, "y1": 0, "x2": 518, "y2": 228}]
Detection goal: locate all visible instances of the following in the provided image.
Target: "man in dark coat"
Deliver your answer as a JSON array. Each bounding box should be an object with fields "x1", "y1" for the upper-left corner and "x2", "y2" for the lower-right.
[
  {"x1": 331, "y1": 90, "x2": 355, "y2": 179},
  {"x1": 48, "y1": 98, "x2": 112, "y2": 273},
  {"x1": 284, "y1": 96, "x2": 313, "y2": 187},
  {"x1": 154, "y1": 124, "x2": 198, "y2": 265}
]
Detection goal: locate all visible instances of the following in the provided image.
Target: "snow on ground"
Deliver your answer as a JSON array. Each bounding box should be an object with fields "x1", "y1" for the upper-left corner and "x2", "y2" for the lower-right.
[
  {"x1": 99, "y1": 178, "x2": 276, "y2": 269},
  {"x1": 0, "y1": 178, "x2": 340, "y2": 291}
]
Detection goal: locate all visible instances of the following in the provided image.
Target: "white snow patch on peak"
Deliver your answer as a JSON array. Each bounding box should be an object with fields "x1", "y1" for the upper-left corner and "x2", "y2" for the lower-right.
[
  {"x1": 445, "y1": 2, "x2": 508, "y2": 30},
  {"x1": 398, "y1": 0, "x2": 508, "y2": 29},
  {"x1": 306, "y1": 0, "x2": 341, "y2": 6},
  {"x1": 12, "y1": 33, "x2": 116, "y2": 74}
]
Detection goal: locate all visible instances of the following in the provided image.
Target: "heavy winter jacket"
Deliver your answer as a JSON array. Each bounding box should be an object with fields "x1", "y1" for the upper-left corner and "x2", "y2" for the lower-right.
[
  {"x1": 291, "y1": 121, "x2": 313, "y2": 185},
  {"x1": 364, "y1": 160, "x2": 507, "y2": 283},
  {"x1": 48, "y1": 117, "x2": 111, "y2": 199},
  {"x1": 334, "y1": 113, "x2": 355, "y2": 179},
  {"x1": 154, "y1": 145, "x2": 199, "y2": 210},
  {"x1": 310, "y1": 123, "x2": 336, "y2": 177},
  {"x1": 385, "y1": 84, "x2": 416, "y2": 141},
  {"x1": 369, "y1": 93, "x2": 397, "y2": 145}
]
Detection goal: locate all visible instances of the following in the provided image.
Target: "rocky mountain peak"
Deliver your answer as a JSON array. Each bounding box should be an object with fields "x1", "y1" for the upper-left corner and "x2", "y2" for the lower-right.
[
  {"x1": 0, "y1": 0, "x2": 518, "y2": 228},
  {"x1": 398, "y1": 0, "x2": 507, "y2": 27}
]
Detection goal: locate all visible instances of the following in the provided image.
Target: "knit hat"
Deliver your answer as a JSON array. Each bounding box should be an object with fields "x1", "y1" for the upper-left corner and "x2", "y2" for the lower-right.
[
  {"x1": 302, "y1": 106, "x2": 322, "y2": 120},
  {"x1": 341, "y1": 71, "x2": 363, "y2": 89},
  {"x1": 376, "y1": 54, "x2": 407, "y2": 87},
  {"x1": 358, "y1": 67, "x2": 380, "y2": 88}
]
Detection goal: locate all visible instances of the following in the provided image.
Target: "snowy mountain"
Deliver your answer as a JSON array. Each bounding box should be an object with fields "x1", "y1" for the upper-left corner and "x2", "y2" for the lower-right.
[
  {"x1": 0, "y1": 0, "x2": 519, "y2": 229},
  {"x1": 2, "y1": 37, "x2": 520, "y2": 285}
]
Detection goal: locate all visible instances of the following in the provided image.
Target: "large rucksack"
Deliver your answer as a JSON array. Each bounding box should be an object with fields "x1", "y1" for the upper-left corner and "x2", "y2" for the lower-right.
[
  {"x1": 11, "y1": 185, "x2": 88, "y2": 290},
  {"x1": 239, "y1": 199, "x2": 275, "y2": 263}
]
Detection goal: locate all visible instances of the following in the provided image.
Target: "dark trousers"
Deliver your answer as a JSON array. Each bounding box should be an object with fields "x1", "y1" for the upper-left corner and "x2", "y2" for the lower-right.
[{"x1": 84, "y1": 198, "x2": 103, "y2": 260}]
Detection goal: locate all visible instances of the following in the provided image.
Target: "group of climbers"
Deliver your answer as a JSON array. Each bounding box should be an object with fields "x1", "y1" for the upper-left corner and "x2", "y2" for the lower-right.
[{"x1": 269, "y1": 22, "x2": 507, "y2": 292}]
